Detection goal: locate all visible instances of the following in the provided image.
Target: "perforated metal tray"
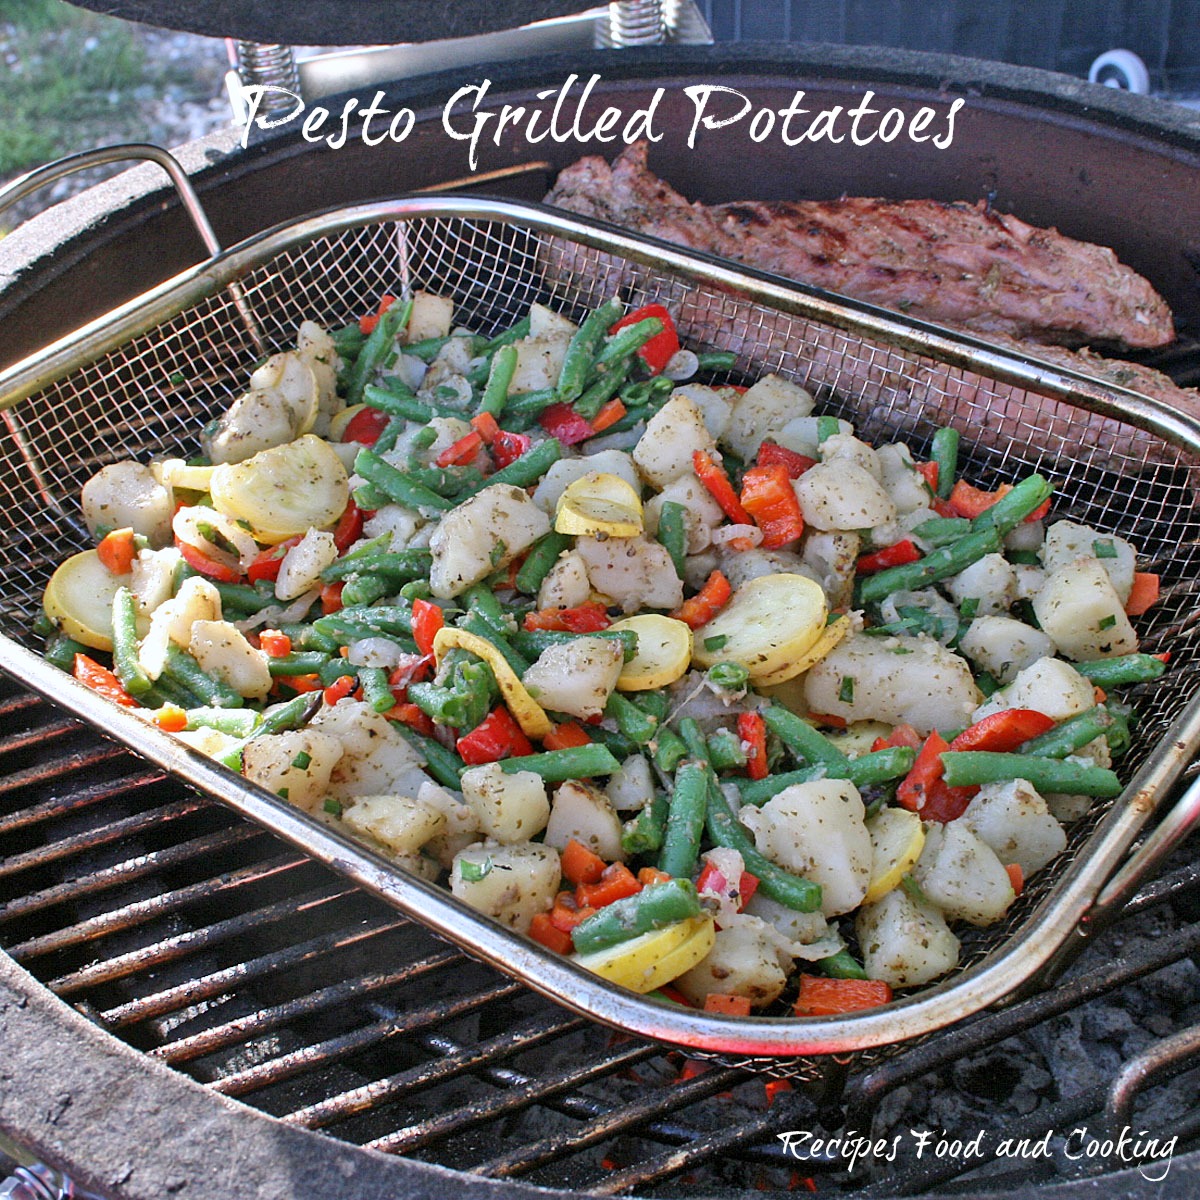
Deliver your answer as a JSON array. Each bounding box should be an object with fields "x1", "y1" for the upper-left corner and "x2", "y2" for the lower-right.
[{"x1": 3, "y1": 153, "x2": 1200, "y2": 1073}]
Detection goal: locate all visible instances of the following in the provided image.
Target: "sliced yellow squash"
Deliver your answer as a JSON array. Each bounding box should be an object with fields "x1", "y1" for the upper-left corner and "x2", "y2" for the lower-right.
[
  {"x1": 692, "y1": 573, "x2": 828, "y2": 681},
  {"x1": 554, "y1": 472, "x2": 644, "y2": 539},
  {"x1": 573, "y1": 916, "x2": 715, "y2": 993},
  {"x1": 750, "y1": 613, "x2": 853, "y2": 687},
  {"x1": 327, "y1": 403, "x2": 367, "y2": 442},
  {"x1": 607, "y1": 613, "x2": 693, "y2": 691},
  {"x1": 151, "y1": 458, "x2": 216, "y2": 494},
  {"x1": 209, "y1": 434, "x2": 349, "y2": 545},
  {"x1": 863, "y1": 807, "x2": 926, "y2": 904},
  {"x1": 432, "y1": 626, "x2": 553, "y2": 740},
  {"x1": 43, "y1": 549, "x2": 128, "y2": 651}
]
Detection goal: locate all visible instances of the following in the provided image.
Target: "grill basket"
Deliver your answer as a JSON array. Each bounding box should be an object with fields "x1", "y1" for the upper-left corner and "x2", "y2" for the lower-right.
[{"x1": 3, "y1": 177, "x2": 1200, "y2": 1073}]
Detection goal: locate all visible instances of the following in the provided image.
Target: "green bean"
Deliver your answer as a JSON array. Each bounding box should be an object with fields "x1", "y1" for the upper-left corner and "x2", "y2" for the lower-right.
[
  {"x1": 331, "y1": 322, "x2": 366, "y2": 358},
  {"x1": 45, "y1": 632, "x2": 88, "y2": 672},
  {"x1": 621, "y1": 789, "x2": 669, "y2": 856},
  {"x1": 594, "y1": 316, "x2": 661, "y2": 369},
  {"x1": 621, "y1": 375, "x2": 675, "y2": 408},
  {"x1": 657, "y1": 501, "x2": 688, "y2": 580},
  {"x1": 585, "y1": 723, "x2": 640, "y2": 760},
  {"x1": 735, "y1": 747, "x2": 916, "y2": 805},
  {"x1": 557, "y1": 299, "x2": 625, "y2": 404},
  {"x1": 658, "y1": 761, "x2": 709, "y2": 879},
  {"x1": 466, "y1": 437, "x2": 562, "y2": 493},
  {"x1": 571, "y1": 880, "x2": 702, "y2": 955},
  {"x1": 973, "y1": 474, "x2": 1053, "y2": 534},
  {"x1": 695, "y1": 350, "x2": 738, "y2": 373},
  {"x1": 574, "y1": 355, "x2": 633, "y2": 422},
  {"x1": 499, "y1": 743, "x2": 621, "y2": 782},
  {"x1": 183, "y1": 576, "x2": 275, "y2": 615},
  {"x1": 502, "y1": 388, "x2": 558, "y2": 423},
  {"x1": 321, "y1": 550, "x2": 433, "y2": 583},
  {"x1": 677, "y1": 718, "x2": 711, "y2": 765},
  {"x1": 362, "y1": 382, "x2": 434, "y2": 423},
  {"x1": 514, "y1": 531, "x2": 573, "y2": 595},
  {"x1": 930, "y1": 427, "x2": 959, "y2": 499},
  {"x1": 605, "y1": 691, "x2": 659, "y2": 746},
  {"x1": 279, "y1": 624, "x2": 341, "y2": 654},
  {"x1": 162, "y1": 643, "x2": 242, "y2": 708},
  {"x1": 478, "y1": 343, "x2": 519, "y2": 418},
  {"x1": 359, "y1": 666, "x2": 396, "y2": 714},
  {"x1": 111, "y1": 588, "x2": 160, "y2": 699},
  {"x1": 631, "y1": 689, "x2": 670, "y2": 723},
  {"x1": 817, "y1": 415, "x2": 841, "y2": 444},
  {"x1": 458, "y1": 611, "x2": 531, "y2": 677},
  {"x1": 705, "y1": 775, "x2": 822, "y2": 912},
  {"x1": 483, "y1": 315, "x2": 531, "y2": 353},
  {"x1": 218, "y1": 692, "x2": 322, "y2": 769},
  {"x1": 910, "y1": 516, "x2": 971, "y2": 547},
  {"x1": 400, "y1": 334, "x2": 452, "y2": 362},
  {"x1": 339, "y1": 573, "x2": 392, "y2": 608},
  {"x1": 653, "y1": 726, "x2": 689, "y2": 774},
  {"x1": 395, "y1": 725, "x2": 466, "y2": 788},
  {"x1": 762, "y1": 704, "x2": 849, "y2": 769},
  {"x1": 353, "y1": 483, "x2": 392, "y2": 512},
  {"x1": 462, "y1": 584, "x2": 516, "y2": 637},
  {"x1": 1074, "y1": 654, "x2": 1168, "y2": 688},
  {"x1": 318, "y1": 659, "x2": 359, "y2": 688},
  {"x1": 939, "y1": 751, "x2": 1122, "y2": 795},
  {"x1": 846, "y1": 746, "x2": 917, "y2": 787},
  {"x1": 185, "y1": 707, "x2": 260, "y2": 737},
  {"x1": 510, "y1": 627, "x2": 639, "y2": 663},
  {"x1": 707, "y1": 662, "x2": 750, "y2": 691},
  {"x1": 370, "y1": 414, "x2": 407, "y2": 456},
  {"x1": 314, "y1": 603, "x2": 414, "y2": 640},
  {"x1": 344, "y1": 298, "x2": 412, "y2": 406},
  {"x1": 706, "y1": 728, "x2": 747, "y2": 771},
  {"x1": 815, "y1": 948, "x2": 870, "y2": 980},
  {"x1": 1018, "y1": 706, "x2": 1114, "y2": 759},
  {"x1": 355, "y1": 449, "x2": 454, "y2": 514},
  {"x1": 267, "y1": 651, "x2": 332, "y2": 678}
]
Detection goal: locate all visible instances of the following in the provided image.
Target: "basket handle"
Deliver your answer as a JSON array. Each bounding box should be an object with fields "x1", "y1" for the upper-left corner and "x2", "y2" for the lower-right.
[{"x1": 0, "y1": 143, "x2": 221, "y2": 260}]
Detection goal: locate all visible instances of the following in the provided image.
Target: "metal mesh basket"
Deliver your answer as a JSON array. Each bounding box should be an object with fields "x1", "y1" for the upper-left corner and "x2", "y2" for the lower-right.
[{"x1": 3, "y1": 188, "x2": 1200, "y2": 1072}]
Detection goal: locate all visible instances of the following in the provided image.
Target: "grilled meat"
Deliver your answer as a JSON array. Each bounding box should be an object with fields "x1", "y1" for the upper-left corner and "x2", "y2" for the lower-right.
[{"x1": 546, "y1": 142, "x2": 1174, "y2": 351}]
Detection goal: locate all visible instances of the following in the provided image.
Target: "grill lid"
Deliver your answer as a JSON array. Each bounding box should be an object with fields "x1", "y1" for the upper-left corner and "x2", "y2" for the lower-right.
[{"x1": 63, "y1": 0, "x2": 592, "y2": 44}]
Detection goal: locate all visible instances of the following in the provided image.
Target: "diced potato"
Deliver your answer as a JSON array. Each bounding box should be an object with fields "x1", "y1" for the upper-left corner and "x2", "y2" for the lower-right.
[
  {"x1": 771, "y1": 415, "x2": 852, "y2": 458},
  {"x1": 528, "y1": 302, "x2": 578, "y2": 338},
  {"x1": 912, "y1": 821, "x2": 1015, "y2": 926},
  {"x1": 575, "y1": 535, "x2": 683, "y2": 614},
  {"x1": 403, "y1": 292, "x2": 455, "y2": 343},
  {"x1": 801, "y1": 531, "x2": 861, "y2": 611},
  {"x1": 795, "y1": 462, "x2": 897, "y2": 532},
  {"x1": 429, "y1": 483, "x2": 551, "y2": 598},
  {"x1": 129, "y1": 547, "x2": 180, "y2": 620},
  {"x1": 312, "y1": 699, "x2": 431, "y2": 800},
  {"x1": 957, "y1": 616, "x2": 1055, "y2": 684},
  {"x1": 509, "y1": 334, "x2": 571, "y2": 394},
  {"x1": 295, "y1": 320, "x2": 341, "y2": 432},
  {"x1": 1004, "y1": 517, "x2": 1045, "y2": 555},
  {"x1": 741, "y1": 780, "x2": 871, "y2": 916},
  {"x1": 606, "y1": 754, "x2": 655, "y2": 812},
  {"x1": 718, "y1": 546, "x2": 808, "y2": 591},
  {"x1": 138, "y1": 575, "x2": 222, "y2": 678},
  {"x1": 804, "y1": 634, "x2": 981, "y2": 735},
  {"x1": 821, "y1": 433, "x2": 882, "y2": 479},
  {"x1": 961, "y1": 779, "x2": 1067, "y2": 876},
  {"x1": 642, "y1": 471, "x2": 725, "y2": 553},
  {"x1": 531, "y1": 450, "x2": 642, "y2": 515},
  {"x1": 460, "y1": 763, "x2": 550, "y2": 843},
  {"x1": 674, "y1": 921, "x2": 789, "y2": 1008},
  {"x1": 450, "y1": 841, "x2": 562, "y2": 933},
  {"x1": 722, "y1": 373, "x2": 814, "y2": 461},
  {"x1": 944, "y1": 553, "x2": 1016, "y2": 617},
  {"x1": 974, "y1": 657, "x2": 1096, "y2": 724},
  {"x1": 362, "y1": 504, "x2": 425, "y2": 551},
  {"x1": 418, "y1": 781, "x2": 481, "y2": 868},
  {"x1": 202, "y1": 385, "x2": 304, "y2": 465},
  {"x1": 856, "y1": 886, "x2": 960, "y2": 987},
  {"x1": 743, "y1": 892, "x2": 839, "y2": 950},
  {"x1": 242, "y1": 729, "x2": 343, "y2": 813},
  {"x1": 189, "y1": 619, "x2": 273, "y2": 701},
  {"x1": 672, "y1": 383, "x2": 733, "y2": 441},
  {"x1": 544, "y1": 779, "x2": 625, "y2": 862},
  {"x1": 81, "y1": 461, "x2": 174, "y2": 546},
  {"x1": 1033, "y1": 557, "x2": 1138, "y2": 661},
  {"x1": 1042, "y1": 519, "x2": 1135, "y2": 604},
  {"x1": 276, "y1": 529, "x2": 339, "y2": 602},
  {"x1": 631, "y1": 394, "x2": 717, "y2": 489},
  {"x1": 877, "y1": 443, "x2": 933, "y2": 514},
  {"x1": 879, "y1": 588, "x2": 959, "y2": 646},
  {"x1": 341, "y1": 794, "x2": 447, "y2": 857},
  {"x1": 522, "y1": 636, "x2": 624, "y2": 720},
  {"x1": 537, "y1": 550, "x2": 592, "y2": 611}
]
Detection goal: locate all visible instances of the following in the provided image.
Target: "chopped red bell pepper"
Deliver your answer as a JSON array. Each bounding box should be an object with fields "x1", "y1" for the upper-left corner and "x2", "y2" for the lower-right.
[
  {"x1": 73, "y1": 653, "x2": 139, "y2": 708},
  {"x1": 176, "y1": 537, "x2": 243, "y2": 584},
  {"x1": 737, "y1": 711, "x2": 769, "y2": 780},
  {"x1": 703, "y1": 993, "x2": 752, "y2": 1016},
  {"x1": 915, "y1": 460, "x2": 939, "y2": 493},
  {"x1": 897, "y1": 729, "x2": 976, "y2": 822},
  {"x1": 259, "y1": 630, "x2": 292, "y2": 658},
  {"x1": 96, "y1": 528, "x2": 137, "y2": 575},
  {"x1": 637, "y1": 867, "x2": 672, "y2": 887},
  {"x1": 410, "y1": 598, "x2": 445, "y2": 657},
  {"x1": 548, "y1": 889, "x2": 596, "y2": 933},
  {"x1": 455, "y1": 705, "x2": 533, "y2": 764},
  {"x1": 435, "y1": 429, "x2": 485, "y2": 468},
  {"x1": 528, "y1": 911, "x2": 574, "y2": 955},
  {"x1": 756, "y1": 441, "x2": 817, "y2": 479},
  {"x1": 671, "y1": 569, "x2": 733, "y2": 630},
  {"x1": 589, "y1": 398, "x2": 627, "y2": 433},
  {"x1": 609, "y1": 303, "x2": 680, "y2": 375},
  {"x1": 341, "y1": 406, "x2": 391, "y2": 447},
  {"x1": 1125, "y1": 572, "x2": 1160, "y2": 616},
  {"x1": 793, "y1": 975, "x2": 893, "y2": 1016},
  {"x1": 856, "y1": 539, "x2": 922, "y2": 575},
  {"x1": 1006, "y1": 863, "x2": 1025, "y2": 896},
  {"x1": 871, "y1": 723, "x2": 923, "y2": 753},
  {"x1": 948, "y1": 479, "x2": 1050, "y2": 524},
  {"x1": 320, "y1": 581, "x2": 344, "y2": 615},
  {"x1": 323, "y1": 674, "x2": 358, "y2": 706},
  {"x1": 693, "y1": 449, "x2": 752, "y2": 525},
  {"x1": 523, "y1": 603, "x2": 611, "y2": 633},
  {"x1": 696, "y1": 860, "x2": 758, "y2": 910},
  {"x1": 539, "y1": 402, "x2": 595, "y2": 446},
  {"x1": 471, "y1": 412, "x2": 533, "y2": 468},
  {"x1": 358, "y1": 293, "x2": 397, "y2": 335},
  {"x1": 152, "y1": 704, "x2": 189, "y2": 733},
  {"x1": 576, "y1": 862, "x2": 642, "y2": 909},
  {"x1": 561, "y1": 839, "x2": 608, "y2": 887},
  {"x1": 383, "y1": 701, "x2": 436, "y2": 736},
  {"x1": 246, "y1": 535, "x2": 303, "y2": 584},
  {"x1": 739, "y1": 463, "x2": 805, "y2": 548},
  {"x1": 948, "y1": 708, "x2": 1055, "y2": 754},
  {"x1": 543, "y1": 721, "x2": 593, "y2": 750},
  {"x1": 332, "y1": 500, "x2": 365, "y2": 555},
  {"x1": 470, "y1": 412, "x2": 501, "y2": 443},
  {"x1": 388, "y1": 653, "x2": 433, "y2": 693}
]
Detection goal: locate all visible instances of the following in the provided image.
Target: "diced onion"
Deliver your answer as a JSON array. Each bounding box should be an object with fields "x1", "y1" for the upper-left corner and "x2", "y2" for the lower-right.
[
  {"x1": 172, "y1": 505, "x2": 260, "y2": 572},
  {"x1": 711, "y1": 523, "x2": 763, "y2": 548},
  {"x1": 663, "y1": 348, "x2": 699, "y2": 381}
]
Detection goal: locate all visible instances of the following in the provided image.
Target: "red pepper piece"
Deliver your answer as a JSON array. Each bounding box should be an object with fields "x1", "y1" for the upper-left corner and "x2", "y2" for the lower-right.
[
  {"x1": 948, "y1": 708, "x2": 1055, "y2": 753},
  {"x1": 856, "y1": 539, "x2": 922, "y2": 575},
  {"x1": 739, "y1": 463, "x2": 805, "y2": 548},
  {"x1": 73, "y1": 653, "x2": 138, "y2": 708},
  {"x1": 915, "y1": 460, "x2": 939, "y2": 493},
  {"x1": 576, "y1": 862, "x2": 642, "y2": 909},
  {"x1": 737, "y1": 711, "x2": 769, "y2": 780},
  {"x1": 341, "y1": 406, "x2": 391, "y2": 447},
  {"x1": 948, "y1": 479, "x2": 1050, "y2": 524},
  {"x1": 246, "y1": 535, "x2": 303, "y2": 584},
  {"x1": 794, "y1": 975, "x2": 893, "y2": 1016},
  {"x1": 609, "y1": 303, "x2": 680, "y2": 375},
  {"x1": 435, "y1": 429, "x2": 484, "y2": 468},
  {"x1": 455, "y1": 705, "x2": 534, "y2": 764},
  {"x1": 543, "y1": 722, "x2": 592, "y2": 750},
  {"x1": 756, "y1": 441, "x2": 817, "y2": 479},
  {"x1": 320, "y1": 581, "x2": 344, "y2": 615},
  {"x1": 528, "y1": 911, "x2": 574, "y2": 955},
  {"x1": 523, "y1": 602, "x2": 611, "y2": 633},
  {"x1": 96, "y1": 528, "x2": 137, "y2": 575},
  {"x1": 410, "y1": 598, "x2": 445, "y2": 657},
  {"x1": 561, "y1": 839, "x2": 608, "y2": 887},
  {"x1": 176, "y1": 537, "x2": 243, "y2": 584},
  {"x1": 897, "y1": 730, "x2": 975, "y2": 822},
  {"x1": 259, "y1": 630, "x2": 292, "y2": 658},
  {"x1": 703, "y1": 993, "x2": 752, "y2": 1016},
  {"x1": 539, "y1": 402, "x2": 595, "y2": 446},
  {"x1": 589, "y1": 398, "x2": 627, "y2": 433},
  {"x1": 548, "y1": 889, "x2": 596, "y2": 933},
  {"x1": 492, "y1": 429, "x2": 532, "y2": 469},
  {"x1": 359, "y1": 293, "x2": 397, "y2": 335},
  {"x1": 323, "y1": 674, "x2": 358, "y2": 707},
  {"x1": 1125, "y1": 572, "x2": 1160, "y2": 616},
  {"x1": 671, "y1": 569, "x2": 733, "y2": 630},
  {"x1": 693, "y1": 449, "x2": 752, "y2": 525}
]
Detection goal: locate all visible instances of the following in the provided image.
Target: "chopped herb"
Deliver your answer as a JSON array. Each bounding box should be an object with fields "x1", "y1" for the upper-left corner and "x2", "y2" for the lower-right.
[
  {"x1": 323, "y1": 797, "x2": 343, "y2": 816},
  {"x1": 459, "y1": 856, "x2": 494, "y2": 883},
  {"x1": 707, "y1": 661, "x2": 750, "y2": 690},
  {"x1": 489, "y1": 539, "x2": 508, "y2": 567},
  {"x1": 1098, "y1": 614, "x2": 1117, "y2": 630},
  {"x1": 703, "y1": 634, "x2": 729, "y2": 652},
  {"x1": 959, "y1": 597, "x2": 980, "y2": 620},
  {"x1": 839, "y1": 676, "x2": 856, "y2": 703},
  {"x1": 277, "y1": 787, "x2": 289, "y2": 800},
  {"x1": 900, "y1": 874, "x2": 928, "y2": 904},
  {"x1": 292, "y1": 751, "x2": 313, "y2": 770},
  {"x1": 168, "y1": 371, "x2": 186, "y2": 385},
  {"x1": 817, "y1": 415, "x2": 841, "y2": 444},
  {"x1": 1093, "y1": 539, "x2": 1117, "y2": 559}
]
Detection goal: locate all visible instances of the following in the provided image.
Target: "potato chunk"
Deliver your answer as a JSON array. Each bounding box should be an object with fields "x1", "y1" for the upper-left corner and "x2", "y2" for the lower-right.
[
  {"x1": 450, "y1": 841, "x2": 561, "y2": 932},
  {"x1": 521, "y1": 636, "x2": 624, "y2": 720},
  {"x1": 544, "y1": 780, "x2": 625, "y2": 862},
  {"x1": 632, "y1": 394, "x2": 717, "y2": 489},
  {"x1": 81, "y1": 461, "x2": 174, "y2": 546},
  {"x1": 1033, "y1": 557, "x2": 1138, "y2": 661},
  {"x1": 242, "y1": 729, "x2": 343, "y2": 813},
  {"x1": 856, "y1": 886, "x2": 960, "y2": 987},
  {"x1": 461, "y1": 763, "x2": 550, "y2": 844}
]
